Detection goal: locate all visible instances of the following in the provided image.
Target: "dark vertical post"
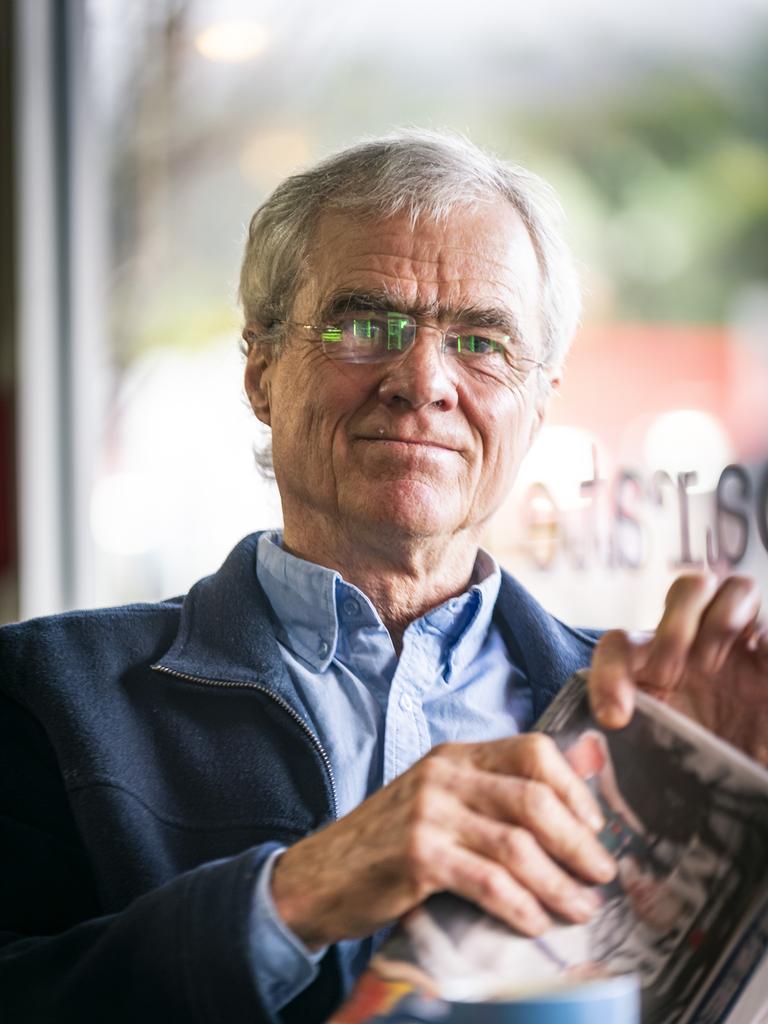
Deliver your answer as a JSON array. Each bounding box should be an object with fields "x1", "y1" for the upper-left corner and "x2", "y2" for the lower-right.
[
  {"x1": 0, "y1": 0, "x2": 19, "y2": 624},
  {"x1": 51, "y1": 0, "x2": 76, "y2": 607}
]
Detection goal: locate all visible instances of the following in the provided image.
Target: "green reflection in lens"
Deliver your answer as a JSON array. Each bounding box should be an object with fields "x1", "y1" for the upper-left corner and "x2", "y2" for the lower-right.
[
  {"x1": 456, "y1": 335, "x2": 476, "y2": 353},
  {"x1": 354, "y1": 319, "x2": 374, "y2": 339},
  {"x1": 322, "y1": 327, "x2": 342, "y2": 343},
  {"x1": 455, "y1": 335, "x2": 502, "y2": 355},
  {"x1": 387, "y1": 314, "x2": 409, "y2": 351}
]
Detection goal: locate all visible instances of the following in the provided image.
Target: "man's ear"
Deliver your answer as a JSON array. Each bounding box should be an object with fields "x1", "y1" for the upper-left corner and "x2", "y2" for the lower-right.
[
  {"x1": 529, "y1": 371, "x2": 560, "y2": 446},
  {"x1": 243, "y1": 328, "x2": 275, "y2": 427}
]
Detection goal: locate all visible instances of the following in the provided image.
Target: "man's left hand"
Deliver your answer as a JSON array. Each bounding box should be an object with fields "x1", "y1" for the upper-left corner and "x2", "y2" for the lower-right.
[{"x1": 589, "y1": 574, "x2": 768, "y2": 765}]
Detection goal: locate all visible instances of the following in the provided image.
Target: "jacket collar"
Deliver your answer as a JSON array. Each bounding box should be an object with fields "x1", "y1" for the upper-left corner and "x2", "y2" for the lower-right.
[
  {"x1": 492, "y1": 573, "x2": 600, "y2": 719},
  {"x1": 154, "y1": 532, "x2": 599, "y2": 720},
  {"x1": 153, "y1": 533, "x2": 291, "y2": 697}
]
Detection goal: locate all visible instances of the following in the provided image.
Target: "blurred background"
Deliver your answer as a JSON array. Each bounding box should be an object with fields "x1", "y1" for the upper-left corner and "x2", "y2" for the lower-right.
[{"x1": 1, "y1": 0, "x2": 768, "y2": 628}]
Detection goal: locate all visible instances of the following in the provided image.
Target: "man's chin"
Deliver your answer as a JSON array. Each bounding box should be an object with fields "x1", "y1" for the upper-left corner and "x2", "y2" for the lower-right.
[{"x1": 345, "y1": 481, "x2": 464, "y2": 542}]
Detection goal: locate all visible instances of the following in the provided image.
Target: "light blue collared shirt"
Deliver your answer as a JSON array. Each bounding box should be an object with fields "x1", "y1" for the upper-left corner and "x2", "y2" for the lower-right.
[{"x1": 250, "y1": 530, "x2": 534, "y2": 1011}]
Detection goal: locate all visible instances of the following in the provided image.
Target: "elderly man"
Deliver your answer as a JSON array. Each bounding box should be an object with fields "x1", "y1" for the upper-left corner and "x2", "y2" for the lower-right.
[{"x1": 1, "y1": 132, "x2": 765, "y2": 1023}]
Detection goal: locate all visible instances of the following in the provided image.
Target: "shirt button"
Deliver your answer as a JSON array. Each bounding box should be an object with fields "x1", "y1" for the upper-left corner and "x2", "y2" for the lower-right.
[
  {"x1": 318, "y1": 640, "x2": 330, "y2": 658},
  {"x1": 448, "y1": 599, "x2": 461, "y2": 613},
  {"x1": 399, "y1": 693, "x2": 413, "y2": 712},
  {"x1": 342, "y1": 597, "x2": 361, "y2": 617}
]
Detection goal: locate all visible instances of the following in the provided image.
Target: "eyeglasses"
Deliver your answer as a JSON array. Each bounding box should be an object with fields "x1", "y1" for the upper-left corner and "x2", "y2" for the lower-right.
[{"x1": 272, "y1": 311, "x2": 545, "y2": 385}]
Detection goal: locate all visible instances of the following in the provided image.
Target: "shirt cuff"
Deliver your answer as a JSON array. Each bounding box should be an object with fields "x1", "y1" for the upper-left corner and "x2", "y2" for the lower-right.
[{"x1": 249, "y1": 846, "x2": 329, "y2": 1012}]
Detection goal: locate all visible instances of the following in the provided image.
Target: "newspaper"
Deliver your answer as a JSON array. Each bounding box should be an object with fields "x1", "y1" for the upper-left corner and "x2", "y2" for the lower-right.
[{"x1": 330, "y1": 671, "x2": 768, "y2": 1024}]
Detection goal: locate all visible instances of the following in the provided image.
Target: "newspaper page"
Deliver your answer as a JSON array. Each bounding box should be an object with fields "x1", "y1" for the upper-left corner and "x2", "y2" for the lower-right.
[{"x1": 332, "y1": 672, "x2": 768, "y2": 1024}]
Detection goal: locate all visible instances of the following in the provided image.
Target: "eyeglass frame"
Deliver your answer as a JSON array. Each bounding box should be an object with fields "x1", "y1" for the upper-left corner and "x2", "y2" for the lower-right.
[{"x1": 247, "y1": 311, "x2": 548, "y2": 383}]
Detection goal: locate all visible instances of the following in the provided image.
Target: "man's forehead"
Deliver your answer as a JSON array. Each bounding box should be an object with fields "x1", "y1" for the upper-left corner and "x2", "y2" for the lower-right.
[
  {"x1": 299, "y1": 205, "x2": 541, "y2": 316},
  {"x1": 307, "y1": 206, "x2": 537, "y2": 272}
]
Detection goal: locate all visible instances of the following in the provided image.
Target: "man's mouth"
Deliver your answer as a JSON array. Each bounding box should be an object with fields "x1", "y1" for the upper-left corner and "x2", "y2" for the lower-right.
[{"x1": 358, "y1": 435, "x2": 458, "y2": 452}]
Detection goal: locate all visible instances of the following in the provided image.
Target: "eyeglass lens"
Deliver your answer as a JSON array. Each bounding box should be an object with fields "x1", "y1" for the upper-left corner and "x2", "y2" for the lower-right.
[{"x1": 320, "y1": 313, "x2": 507, "y2": 366}]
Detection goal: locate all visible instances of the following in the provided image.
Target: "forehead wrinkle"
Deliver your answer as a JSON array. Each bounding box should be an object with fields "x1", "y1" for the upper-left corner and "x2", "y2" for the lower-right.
[
  {"x1": 316, "y1": 260, "x2": 527, "y2": 304},
  {"x1": 306, "y1": 205, "x2": 541, "y2": 291},
  {"x1": 309, "y1": 224, "x2": 532, "y2": 270}
]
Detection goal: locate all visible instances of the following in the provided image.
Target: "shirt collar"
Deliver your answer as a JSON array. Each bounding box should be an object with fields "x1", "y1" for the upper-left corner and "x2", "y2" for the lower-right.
[
  {"x1": 426, "y1": 548, "x2": 501, "y2": 683},
  {"x1": 256, "y1": 530, "x2": 501, "y2": 674},
  {"x1": 256, "y1": 530, "x2": 342, "y2": 670}
]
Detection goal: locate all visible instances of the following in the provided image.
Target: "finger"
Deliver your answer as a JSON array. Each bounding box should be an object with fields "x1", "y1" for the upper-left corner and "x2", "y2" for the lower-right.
[
  {"x1": 687, "y1": 575, "x2": 762, "y2": 676},
  {"x1": 642, "y1": 574, "x2": 719, "y2": 691},
  {"x1": 589, "y1": 629, "x2": 650, "y2": 729},
  {"x1": 751, "y1": 627, "x2": 768, "y2": 668},
  {"x1": 458, "y1": 734, "x2": 605, "y2": 833},
  {"x1": 732, "y1": 625, "x2": 768, "y2": 706},
  {"x1": 459, "y1": 808, "x2": 606, "y2": 924},
  {"x1": 744, "y1": 618, "x2": 765, "y2": 653},
  {"x1": 435, "y1": 843, "x2": 552, "y2": 936},
  {"x1": 460, "y1": 772, "x2": 616, "y2": 886}
]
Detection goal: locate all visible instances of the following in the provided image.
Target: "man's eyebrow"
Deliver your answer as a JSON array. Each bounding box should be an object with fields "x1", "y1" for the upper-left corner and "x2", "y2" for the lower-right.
[
  {"x1": 318, "y1": 290, "x2": 525, "y2": 343},
  {"x1": 318, "y1": 289, "x2": 411, "y2": 320},
  {"x1": 450, "y1": 302, "x2": 525, "y2": 343}
]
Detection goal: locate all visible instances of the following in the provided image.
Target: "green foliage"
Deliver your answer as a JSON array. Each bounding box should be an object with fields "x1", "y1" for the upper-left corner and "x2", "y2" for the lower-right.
[{"x1": 515, "y1": 43, "x2": 768, "y2": 323}]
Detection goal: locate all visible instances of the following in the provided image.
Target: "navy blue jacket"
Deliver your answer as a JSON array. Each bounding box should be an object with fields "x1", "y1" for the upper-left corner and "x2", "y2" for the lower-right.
[{"x1": 0, "y1": 533, "x2": 599, "y2": 1023}]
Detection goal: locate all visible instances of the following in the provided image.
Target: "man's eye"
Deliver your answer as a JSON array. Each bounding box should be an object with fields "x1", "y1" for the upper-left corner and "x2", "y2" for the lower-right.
[
  {"x1": 344, "y1": 314, "x2": 410, "y2": 350},
  {"x1": 454, "y1": 334, "x2": 503, "y2": 356},
  {"x1": 349, "y1": 317, "x2": 385, "y2": 341}
]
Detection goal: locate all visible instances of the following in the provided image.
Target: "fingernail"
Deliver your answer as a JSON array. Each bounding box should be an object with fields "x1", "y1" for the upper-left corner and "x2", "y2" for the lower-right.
[
  {"x1": 591, "y1": 698, "x2": 609, "y2": 722},
  {"x1": 525, "y1": 907, "x2": 551, "y2": 934},
  {"x1": 585, "y1": 806, "x2": 605, "y2": 832},
  {"x1": 596, "y1": 853, "x2": 617, "y2": 882},
  {"x1": 593, "y1": 699, "x2": 626, "y2": 729},
  {"x1": 571, "y1": 891, "x2": 600, "y2": 918}
]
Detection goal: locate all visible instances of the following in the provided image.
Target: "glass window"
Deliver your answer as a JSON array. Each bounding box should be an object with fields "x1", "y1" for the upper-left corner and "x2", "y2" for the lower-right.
[{"x1": 76, "y1": 0, "x2": 768, "y2": 626}]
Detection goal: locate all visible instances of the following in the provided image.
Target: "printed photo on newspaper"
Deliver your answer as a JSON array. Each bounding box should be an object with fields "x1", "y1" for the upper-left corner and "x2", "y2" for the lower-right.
[{"x1": 330, "y1": 671, "x2": 768, "y2": 1024}]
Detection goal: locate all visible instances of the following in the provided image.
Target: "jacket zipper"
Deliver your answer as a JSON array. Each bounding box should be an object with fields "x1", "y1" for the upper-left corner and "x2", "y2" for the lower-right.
[{"x1": 151, "y1": 663, "x2": 338, "y2": 818}]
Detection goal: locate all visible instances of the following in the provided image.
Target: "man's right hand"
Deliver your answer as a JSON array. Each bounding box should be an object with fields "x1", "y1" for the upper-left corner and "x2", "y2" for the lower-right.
[{"x1": 270, "y1": 734, "x2": 617, "y2": 951}]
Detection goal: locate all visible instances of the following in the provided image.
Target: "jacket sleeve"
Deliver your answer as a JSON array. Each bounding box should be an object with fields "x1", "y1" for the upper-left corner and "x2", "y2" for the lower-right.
[{"x1": 0, "y1": 690, "x2": 341, "y2": 1024}]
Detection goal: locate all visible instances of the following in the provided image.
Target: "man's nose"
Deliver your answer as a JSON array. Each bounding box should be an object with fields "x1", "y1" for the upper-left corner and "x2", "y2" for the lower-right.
[{"x1": 377, "y1": 330, "x2": 459, "y2": 411}]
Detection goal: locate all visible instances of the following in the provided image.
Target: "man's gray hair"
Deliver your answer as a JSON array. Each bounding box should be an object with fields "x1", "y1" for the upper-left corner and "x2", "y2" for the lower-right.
[{"x1": 239, "y1": 129, "x2": 581, "y2": 368}]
